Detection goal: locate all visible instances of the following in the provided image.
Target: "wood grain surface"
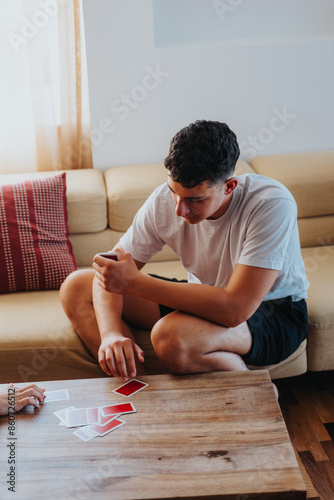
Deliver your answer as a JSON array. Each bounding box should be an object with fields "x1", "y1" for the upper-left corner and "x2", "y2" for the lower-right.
[
  {"x1": 0, "y1": 371, "x2": 306, "y2": 500},
  {"x1": 276, "y1": 370, "x2": 334, "y2": 500}
]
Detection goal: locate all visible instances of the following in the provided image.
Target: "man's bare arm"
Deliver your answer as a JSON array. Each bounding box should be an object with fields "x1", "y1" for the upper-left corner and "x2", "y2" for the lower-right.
[
  {"x1": 131, "y1": 264, "x2": 278, "y2": 327},
  {"x1": 94, "y1": 250, "x2": 278, "y2": 328},
  {"x1": 93, "y1": 246, "x2": 146, "y2": 380}
]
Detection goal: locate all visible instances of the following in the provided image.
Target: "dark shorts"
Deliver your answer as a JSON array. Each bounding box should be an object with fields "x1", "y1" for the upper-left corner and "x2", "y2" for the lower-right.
[{"x1": 150, "y1": 274, "x2": 308, "y2": 367}]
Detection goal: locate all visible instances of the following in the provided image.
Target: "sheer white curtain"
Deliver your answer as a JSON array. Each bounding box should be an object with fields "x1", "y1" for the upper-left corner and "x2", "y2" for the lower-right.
[{"x1": 0, "y1": 0, "x2": 92, "y2": 174}]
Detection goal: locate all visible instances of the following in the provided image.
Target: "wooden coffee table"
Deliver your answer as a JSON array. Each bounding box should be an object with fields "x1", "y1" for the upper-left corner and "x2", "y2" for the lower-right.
[{"x1": 0, "y1": 371, "x2": 306, "y2": 499}]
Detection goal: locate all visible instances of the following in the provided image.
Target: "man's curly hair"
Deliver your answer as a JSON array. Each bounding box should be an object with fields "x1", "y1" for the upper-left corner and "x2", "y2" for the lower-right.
[{"x1": 164, "y1": 120, "x2": 240, "y2": 188}]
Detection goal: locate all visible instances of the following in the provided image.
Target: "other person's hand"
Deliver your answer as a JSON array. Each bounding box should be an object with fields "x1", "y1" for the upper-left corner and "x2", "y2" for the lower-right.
[{"x1": 0, "y1": 383, "x2": 45, "y2": 415}]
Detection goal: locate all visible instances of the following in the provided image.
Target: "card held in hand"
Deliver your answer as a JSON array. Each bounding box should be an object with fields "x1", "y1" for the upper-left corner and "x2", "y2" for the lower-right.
[{"x1": 42, "y1": 389, "x2": 69, "y2": 403}]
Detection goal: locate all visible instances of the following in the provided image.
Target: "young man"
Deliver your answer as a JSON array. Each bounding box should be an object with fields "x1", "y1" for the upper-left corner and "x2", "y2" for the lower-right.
[{"x1": 60, "y1": 120, "x2": 309, "y2": 389}]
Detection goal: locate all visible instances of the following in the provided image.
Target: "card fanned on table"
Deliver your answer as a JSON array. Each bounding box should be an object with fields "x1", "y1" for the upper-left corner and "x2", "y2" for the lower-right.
[{"x1": 53, "y1": 379, "x2": 147, "y2": 441}]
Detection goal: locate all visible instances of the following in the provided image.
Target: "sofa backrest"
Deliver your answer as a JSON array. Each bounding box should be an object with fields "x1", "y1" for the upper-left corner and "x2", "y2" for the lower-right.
[
  {"x1": 2, "y1": 152, "x2": 331, "y2": 268},
  {"x1": 250, "y1": 151, "x2": 334, "y2": 248}
]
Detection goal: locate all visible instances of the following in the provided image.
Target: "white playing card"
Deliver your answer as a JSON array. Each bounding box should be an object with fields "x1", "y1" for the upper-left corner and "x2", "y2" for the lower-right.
[
  {"x1": 54, "y1": 406, "x2": 76, "y2": 426},
  {"x1": 42, "y1": 389, "x2": 69, "y2": 403},
  {"x1": 73, "y1": 427, "x2": 96, "y2": 441},
  {"x1": 65, "y1": 407, "x2": 100, "y2": 427}
]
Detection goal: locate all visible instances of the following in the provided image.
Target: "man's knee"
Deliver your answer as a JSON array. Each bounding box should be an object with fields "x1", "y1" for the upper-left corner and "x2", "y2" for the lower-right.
[
  {"x1": 59, "y1": 269, "x2": 94, "y2": 316},
  {"x1": 151, "y1": 314, "x2": 189, "y2": 373}
]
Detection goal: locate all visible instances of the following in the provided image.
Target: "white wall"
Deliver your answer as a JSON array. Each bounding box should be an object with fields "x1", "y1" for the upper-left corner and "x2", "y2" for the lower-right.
[{"x1": 82, "y1": 0, "x2": 334, "y2": 170}]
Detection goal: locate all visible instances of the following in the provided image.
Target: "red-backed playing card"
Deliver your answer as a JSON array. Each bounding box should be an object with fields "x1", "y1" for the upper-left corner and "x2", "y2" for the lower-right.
[
  {"x1": 113, "y1": 379, "x2": 148, "y2": 397},
  {"x1": 88, "y1": 418, "x2": 125, "y2": 437},
  {"x1": 99, "y1": 412, "x2": 121, "y2": 426},
  {"x1": 101, "y1": 402, "x2": 136, "y2": 417}
]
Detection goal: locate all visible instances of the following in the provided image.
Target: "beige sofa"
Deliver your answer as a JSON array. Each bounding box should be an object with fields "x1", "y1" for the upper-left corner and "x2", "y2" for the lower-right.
[{"x1": 0, "y1": 152, "x2": 333, "y2": 383}]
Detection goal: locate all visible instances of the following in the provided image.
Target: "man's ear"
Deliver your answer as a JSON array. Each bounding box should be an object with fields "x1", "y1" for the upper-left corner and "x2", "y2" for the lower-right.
[{"x1": 224, "y1": 177, "x2": 238, "y2": 195}]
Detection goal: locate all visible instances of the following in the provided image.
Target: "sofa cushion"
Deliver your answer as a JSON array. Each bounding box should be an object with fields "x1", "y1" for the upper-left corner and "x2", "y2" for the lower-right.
[
  {"x1": 105, "y1": 163, "x2": 167, "y2": 232},
  {"x1": 70, "y1": 229, "x2": 118, "y2": 267},
  {"x1": 65, "y1": 169, "x2": 107, "y2": 233},
  {"x1": 301, "y1": 246, "x2": 334, "y2": 371},
  {"x1": 297, "y1": 215, "x2": 334, "y2": 248},
  {"x1": 0, "y1": 173, "x2": 76, "y2": 293},
  {"x1": 250, "y1": 151, "x2": 334, "y2": 218},
  {"x1": 246, "y1": 340, "x2": 307, "y2": 379},
  {"x1": 0, "y1": 290, "x2": 108, "y2": 383},
  {"x1": 0, "y1": 169, "x2": 107, "y2": 234}
]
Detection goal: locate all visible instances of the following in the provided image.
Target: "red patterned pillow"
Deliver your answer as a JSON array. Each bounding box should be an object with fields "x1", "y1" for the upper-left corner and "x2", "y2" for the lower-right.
[{"x1": 0, "y1": 173, "x2": 76, "y2": 293}]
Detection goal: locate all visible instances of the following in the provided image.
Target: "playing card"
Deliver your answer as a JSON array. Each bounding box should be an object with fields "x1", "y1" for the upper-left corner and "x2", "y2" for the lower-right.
[
  {"x1": 66, "y1": 408, "x2": 88, "y2": 427},
  {"x1": 54, "y1": 406, "x2": 76, "y2": 426},
  {"x1": 86, "y1": 407, "x2": 100, "y2": 424},
  {"x1": 99, "y1": 412, "x2": 121, "y2": 426},
  {"x1": 88, "y1": 418, "x2": 125, "y2": 437},
  {"x1": 42, "y1": 389, "x2": 69, "y2": 403},
  {"x1": 66, "y1": 407, "x2": 100, "y2": 427},
  {"x1": 113, "y1": 379, "x2": 148, "y2": 397},
  {"x1": 101, "y1": 402, "x2": 136, "y2": 417},
  {"x1": 92, "y1": 413, "x2": 119, "y2": 429},
  {"x1": 73, "y1": 427, "x2": 96, "y2": 441}
]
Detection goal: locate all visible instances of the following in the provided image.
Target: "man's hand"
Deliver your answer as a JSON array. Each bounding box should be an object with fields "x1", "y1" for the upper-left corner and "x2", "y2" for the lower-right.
[
  {"x1": 98, "y1": 333, "x2": 145, "y2": 381},
  {"x1": 93, "y1": 249, "x2": 139, "y2": 295}
]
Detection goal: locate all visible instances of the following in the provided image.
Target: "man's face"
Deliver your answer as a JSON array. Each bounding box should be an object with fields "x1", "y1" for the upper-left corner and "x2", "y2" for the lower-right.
[{"x1": 167, "y1": 175, "x2": 236, "y2": 224}]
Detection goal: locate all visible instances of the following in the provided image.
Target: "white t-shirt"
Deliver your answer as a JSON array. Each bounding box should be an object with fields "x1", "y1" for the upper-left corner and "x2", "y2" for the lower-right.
[{"x1": 120, "y1": 174, "x2": 309, "y2": 301}]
